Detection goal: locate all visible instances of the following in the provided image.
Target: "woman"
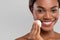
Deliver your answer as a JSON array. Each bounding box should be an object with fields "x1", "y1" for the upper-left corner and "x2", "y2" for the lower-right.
[{"x1": 16, "y1": 0, "x2": 60, "y2": 40}]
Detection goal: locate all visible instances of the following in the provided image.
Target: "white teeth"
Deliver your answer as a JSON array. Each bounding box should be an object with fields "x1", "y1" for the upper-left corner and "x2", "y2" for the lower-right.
[{"x1": 43, "y1": 22, "x2": 52, "y2": 25}]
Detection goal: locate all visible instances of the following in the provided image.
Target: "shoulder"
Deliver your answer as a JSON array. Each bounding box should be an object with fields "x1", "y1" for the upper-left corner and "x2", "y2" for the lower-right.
[
  {"x1": 15, "y1": 33, "x2": 30, "y2": 40},
  {"x1": 55, "y1": 32, "x2": 60, "y2": 39},
  {"x1": 15, "y1": 37, "x2": 25, "y2": 40}
]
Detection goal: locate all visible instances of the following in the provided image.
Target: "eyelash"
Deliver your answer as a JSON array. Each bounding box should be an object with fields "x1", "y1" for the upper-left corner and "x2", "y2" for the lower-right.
[
  {"x1": 38, "y1": 9, "x2": 57, "y2": 12},
  {"x1": 51, "y1": 9, "x2": 57, "y2": 13},
  {"x1": 37, "y1": 9, "x2": 58, "y2": 14},
  {"x1": 38, "y1": 10, "x2": 44, "y2": 13}
]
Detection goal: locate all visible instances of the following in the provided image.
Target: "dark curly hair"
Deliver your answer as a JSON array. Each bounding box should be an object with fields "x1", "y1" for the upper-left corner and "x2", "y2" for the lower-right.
[{"x1": 29, "y1": 0, "x2": 60, "y2": 12}]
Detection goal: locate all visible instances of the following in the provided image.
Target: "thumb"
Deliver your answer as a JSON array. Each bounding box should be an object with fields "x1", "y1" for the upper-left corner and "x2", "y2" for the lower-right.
[{"x1": 34, "y1": 20, "x2": 42, "y2": 34}]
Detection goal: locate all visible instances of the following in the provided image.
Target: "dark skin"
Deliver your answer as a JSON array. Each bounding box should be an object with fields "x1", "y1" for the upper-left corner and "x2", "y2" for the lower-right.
[{"x1": 15, "y1": 0, "x2": 60, "y2": 40}]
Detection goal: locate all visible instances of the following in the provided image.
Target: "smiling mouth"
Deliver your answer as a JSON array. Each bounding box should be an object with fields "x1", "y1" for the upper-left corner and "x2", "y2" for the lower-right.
[
  {"x1": 43, "y1": 22, "x2": 52, "y2": 25},
  {"x1": 42, "y1": 21, "x2": 55, "y2": 26}
]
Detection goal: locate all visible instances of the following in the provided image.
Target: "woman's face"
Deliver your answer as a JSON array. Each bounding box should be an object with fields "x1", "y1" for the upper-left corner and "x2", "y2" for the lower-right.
[{"x1": 32, "y1": 0, "x2": 59, "y2": 31}]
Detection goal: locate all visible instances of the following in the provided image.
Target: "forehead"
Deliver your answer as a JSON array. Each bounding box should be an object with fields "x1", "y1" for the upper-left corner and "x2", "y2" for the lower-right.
[{"x1": 34, "y1": 0, "x2": 58, "y2": 8}]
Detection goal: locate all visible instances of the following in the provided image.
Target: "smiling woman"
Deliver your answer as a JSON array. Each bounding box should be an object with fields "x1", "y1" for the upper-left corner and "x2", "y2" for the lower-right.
[{"x1": 16, "y1": 0, "x2": 60, "y2": 40}]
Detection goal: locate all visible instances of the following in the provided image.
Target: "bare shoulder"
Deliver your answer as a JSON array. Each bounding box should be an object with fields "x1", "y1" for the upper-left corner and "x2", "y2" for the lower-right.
[
  {"x1": 15, "y1": 37, "x2": 26, "y2": 40},
  {"x1": 15, "y1": 33, "x2": 30, "y2": 40},
  {"x1": 55, "y1": 32, "x2": 60, "y2": 38}
]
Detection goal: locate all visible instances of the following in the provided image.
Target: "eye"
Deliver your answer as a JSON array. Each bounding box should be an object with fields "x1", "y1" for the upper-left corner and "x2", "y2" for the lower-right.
[
  {"x1": 38, "y1": 10, "x2": 43, "y2": 12},
  {"x1": 38, "y1": 9, "x2": 44, "y2": 13},
  {"x1": 51, "y1": 9, "x2": 57, "y2": 13}
]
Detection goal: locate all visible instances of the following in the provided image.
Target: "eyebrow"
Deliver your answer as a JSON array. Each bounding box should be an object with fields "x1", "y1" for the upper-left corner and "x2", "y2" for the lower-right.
[
  {"x1": 37, "y1": 6, "x2": 45, "y2": 9},
  {"x1": 37, "y1": 6, "x2": 58, "y2": 9},
  {"x1": 51, "y1": 6, "x2": 58, "y2": 9}
]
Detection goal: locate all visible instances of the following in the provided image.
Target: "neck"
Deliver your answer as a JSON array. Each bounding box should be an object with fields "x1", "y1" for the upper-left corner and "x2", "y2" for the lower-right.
[{"x1": 40, "y1": 28, "x2": 55, "y2": 38}]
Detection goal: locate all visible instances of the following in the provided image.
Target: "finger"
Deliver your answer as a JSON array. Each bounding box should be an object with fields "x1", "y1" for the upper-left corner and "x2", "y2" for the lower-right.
[
  {"x1": 37, "y1": 24, "x2": 40, "y2": 35},
  {"x1": 29, "y1": 22, "x2": 37, "y2": 39},
  {"x1": 31, "y1": 20, "x2": 41, "y2": 35},
  {"x1": 33, "y1": 22, "x2": 38, "y2": 35},
  {"x1": 31, "y1": 21, "x2": 41, "y2": 35},
  {"x1": 36, "y1": 21, "x2": 41, "y2": 35},
  {"x1": 30, "y1": 22, "x2": 37, "y2": 35}
]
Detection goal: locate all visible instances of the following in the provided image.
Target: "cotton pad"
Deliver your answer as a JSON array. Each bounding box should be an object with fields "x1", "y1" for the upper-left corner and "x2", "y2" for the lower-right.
[{"x1": 35, "y1": 20, "x2": 41, "y2": 27}]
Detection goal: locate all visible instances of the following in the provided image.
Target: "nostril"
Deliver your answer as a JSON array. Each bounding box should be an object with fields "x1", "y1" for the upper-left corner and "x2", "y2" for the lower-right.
[
  {"x1": 43, "y1": 16, "x2": 52, "y2": 21},
  {"x1": 43, "y1": 14, "x2": 52, "y2": 20},
  {"x1": 44, "y1": 18, "x2": 51, "y2": 20}
]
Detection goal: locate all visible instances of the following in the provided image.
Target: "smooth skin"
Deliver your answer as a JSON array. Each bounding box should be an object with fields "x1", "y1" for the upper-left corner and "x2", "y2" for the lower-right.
[{"x1": 16, "y1": 0, "x2": 60, "y2": 40}]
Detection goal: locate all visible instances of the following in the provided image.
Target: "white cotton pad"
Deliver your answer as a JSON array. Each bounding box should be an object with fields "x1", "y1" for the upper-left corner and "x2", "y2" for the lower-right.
[{"x1": 35, "y1": 20, "x2": 41, "y2": 27}]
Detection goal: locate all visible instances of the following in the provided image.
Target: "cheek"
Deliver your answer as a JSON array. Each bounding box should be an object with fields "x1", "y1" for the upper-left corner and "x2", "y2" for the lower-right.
[
  {"x1": 54, "y1": 13, "x2": 59, "y2": 19},
  {"x1": 33, "y1": 11, "x2": 43, "y2": 20},
  {"x1": 53, "y1": 13, "x2": 59, "y2": 22}
]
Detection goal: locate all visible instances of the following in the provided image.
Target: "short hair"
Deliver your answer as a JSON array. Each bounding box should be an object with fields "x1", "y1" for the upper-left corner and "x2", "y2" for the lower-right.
[{"x1": 29, "y1": 0, "x2": 60, "y2": 12}]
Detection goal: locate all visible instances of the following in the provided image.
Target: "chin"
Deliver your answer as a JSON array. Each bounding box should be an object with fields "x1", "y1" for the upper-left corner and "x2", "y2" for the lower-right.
[
  {"x1": 41, "y1": 27, "x2": 53, "y2": 32},
  {"x1": 41, "y1": 24, "x2": 54, "y2": 31}
]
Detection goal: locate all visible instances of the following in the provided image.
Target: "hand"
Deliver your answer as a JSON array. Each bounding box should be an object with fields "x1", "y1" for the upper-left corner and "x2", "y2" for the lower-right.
[{"x1": 27, "y1": 20, "x2": 44, "y2": 40}]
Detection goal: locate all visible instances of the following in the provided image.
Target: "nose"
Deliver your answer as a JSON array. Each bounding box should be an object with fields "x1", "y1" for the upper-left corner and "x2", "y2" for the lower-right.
[{"x1": 43, "y1": 12, "x2": 52, "y2": 20}]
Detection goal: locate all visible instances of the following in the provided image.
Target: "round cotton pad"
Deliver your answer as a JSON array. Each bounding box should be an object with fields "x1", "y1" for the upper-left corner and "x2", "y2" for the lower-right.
[{"x1": 35, "y1": 20, "x2": 41, "y2": 27}]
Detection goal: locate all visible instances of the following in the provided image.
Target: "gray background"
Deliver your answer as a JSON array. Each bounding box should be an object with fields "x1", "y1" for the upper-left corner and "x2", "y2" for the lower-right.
[{"x1": 0, "y1": 0, "x2": 60, "y2": 40}]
